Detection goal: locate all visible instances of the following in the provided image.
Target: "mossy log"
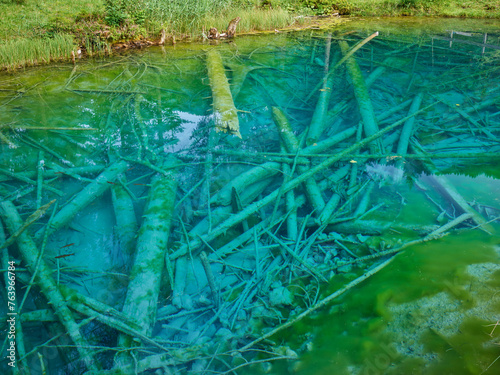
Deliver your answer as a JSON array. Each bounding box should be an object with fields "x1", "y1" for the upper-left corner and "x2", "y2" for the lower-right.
[
  {"x1": 307, "y1": 36, "x2": 336, "y2": 148},
  {"x1": 306, "y1": 32, "x2": 379, "y2": 102},
  {"x1": 34, "y1": 160, "x2": 129, "y2": 242},
  {"x1": 170, "y1": 104, "x2": 435, "y2": 260},
  {"x1": 206, "y1": 169, "x2": 346, "y2": 261},
  {"x1": 116, "y1": 157, "x2": 178, "y2": 365},
  {"x1": 59, "y1": 285, "x2": 171, "y2": 352},
  {"x1": 111, "y1": 181, "x2": 138, "y2": 266},
  {"x1": 0, "y1": 165, "x2": 105, "y2": 183},
  {"x1": 396, "y1": 92, "x2": 424, "y2": 168},
  {"x1": 283, "y1": 162, "x2": 298, "y2": 241},
  {"x1": 206, "y1": 48, "x2": 241, "y2": 138},
  {"x1": 306, "y1": 73, "x2": 336, "y2": 146},
  {"x1": 226, "y1": 62, "x2": 269, "y2": 100},
  {"x1": 425, "y1": 175, "x2": 495, "y2": 234},
  {"x1": 210, "y1": 126, "x2": 356, "y2": 207},
  {"x1": 238, "y1": 256, "x2": 395, "y2": 352},
  {"x1": 272, "y1": 107, "x2": 326, "y2": 213},
  {"x1": 211, "y1": 162, "x2": 280, "y2": 206},
  {"x1": 339, "y1": 40, "x2": 382, "y2": 154},
  {"x1": 194, "y1": 178, "x2": 272, "y2": 236},
  {"x1": 0, "y1": 201, "x2": 99, "y2": 371},
  {"x1": 0, "y1": 167, "x2": 64, "y2": 197}
]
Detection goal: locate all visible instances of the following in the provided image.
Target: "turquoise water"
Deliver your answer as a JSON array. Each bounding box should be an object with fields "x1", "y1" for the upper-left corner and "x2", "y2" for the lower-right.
[{"x1": 1, "y1": 19, "x2": 500, "y2": 375}]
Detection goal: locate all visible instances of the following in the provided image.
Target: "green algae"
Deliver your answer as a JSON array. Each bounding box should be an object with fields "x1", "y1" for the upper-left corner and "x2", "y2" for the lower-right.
[{"x1": 289, "y1": 229, "x2": 500, "y2": 375}]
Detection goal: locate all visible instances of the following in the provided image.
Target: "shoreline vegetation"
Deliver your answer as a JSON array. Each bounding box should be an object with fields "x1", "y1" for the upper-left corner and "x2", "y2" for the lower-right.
[{"x1": 0, "y1": 0, "x2": 499, "y2": 70}]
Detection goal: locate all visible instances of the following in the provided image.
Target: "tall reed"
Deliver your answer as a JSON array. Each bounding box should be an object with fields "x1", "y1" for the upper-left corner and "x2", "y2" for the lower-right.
[
  {"x1": 201, "y1": 7, "x2": 296, "y2": 34},
  {"x1": 143, "y1": 0, "x2": 230, "y2": 33},
  {"x1": 0, "y1": 34, "x2": 74, "y2": 70}
]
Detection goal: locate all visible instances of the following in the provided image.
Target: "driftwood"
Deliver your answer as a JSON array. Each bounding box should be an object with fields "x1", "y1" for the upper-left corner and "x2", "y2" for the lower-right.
[
  {"x1": 238, "y1": 256, "x2": 395, "y2": 352},
  {"x1": 0, "y1": 199, "x2": 55, "y2": 251},
  {"x1": 396, "y1": 92, "x2": 424, "y2": 168},
  {"x1": 307, "y1": 34, "x2": 336, "y2": 146},
  {"x1": 424, "y1": 175, "x2": 494, "y2": 234},
  {"x1": 0, "y1": 167, "x2": 64, "y2": 197},
  {"x1": 306, "y1": 32, "x2": 379, "y2": 101},
  {"x1": 171, "y1": 103, "x2": 436, "y2": 260}
]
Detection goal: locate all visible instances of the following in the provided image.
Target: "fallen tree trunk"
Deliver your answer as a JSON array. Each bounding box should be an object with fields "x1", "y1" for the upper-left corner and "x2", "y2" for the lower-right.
[
  {"x1": 111, "y1": 181, "x2": 138, "y2": 267},
  {"x1": 272, "y1": 107, "x2": 326, "y2": 213},
  {"x1": 424, "y1": 175, "x2": 495, "y2": 234},
  {"x1": 116, "y1": 157, "x2": 178, "y2": 366},
  {"x1": 170, "y1": 103, "x2": 436, "y2": 259},
  {"x1": 307, "y1": 34, "x2": 336, "y2": 146},
  {"x1": 396, "y1": 92, "x2": 424, "y2": 168},
  {"x1": 34, "y1": 160, "x2": 129, "y2": 242},
  {"x1": 339, "y1": 40, "x2": 382, "y2": 154},
  {"x1": 211, "y1": 126, "x2": 356, "y2": 207},
  {"x1": 0, "y1": 201, "x2": 99, "y2": 371},
  {"x1": 206, "y1": 48, "x2": 241, "y2": 138}
]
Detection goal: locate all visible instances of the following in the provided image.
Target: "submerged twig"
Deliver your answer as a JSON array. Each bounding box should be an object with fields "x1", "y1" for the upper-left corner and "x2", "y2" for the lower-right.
[{"x1": 237, "y1": 256, "x2": 394, "y2": 352}]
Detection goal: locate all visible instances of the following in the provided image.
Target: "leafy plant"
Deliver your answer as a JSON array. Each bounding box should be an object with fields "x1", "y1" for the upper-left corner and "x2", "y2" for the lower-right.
[
  {"x1": 300, "y1": 0, "x2": 355, "y2": 15},
  {"x1": 104, "y1": 0, "x2": 147, "y2": 26},
  {"x1": 399, "y1": 0, "x2": 440, "y2": 10},
  {"x1": 104, "y1": 0, "x2": 128, "y2": 26}
]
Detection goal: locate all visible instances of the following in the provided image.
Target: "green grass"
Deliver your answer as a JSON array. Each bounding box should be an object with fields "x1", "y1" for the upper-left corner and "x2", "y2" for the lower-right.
[
  {"x1": 0, "y1": 0, "x2": 103, "y2": 40},
  {"x1": 201, "y1": 8, "x2": 297, "y2": 35},
  {"x1": 0, "y1": 34, "x2": 74, "y2": 70},
  {"x1": 344, "y1": 0, "x2": 500, "y2": 17},
  {"x1": 140, "y1": 0, "x2": 297, "y2": 36},
  {"x1": 141, "y1": 0, "x2": 229, "y2": 33}
]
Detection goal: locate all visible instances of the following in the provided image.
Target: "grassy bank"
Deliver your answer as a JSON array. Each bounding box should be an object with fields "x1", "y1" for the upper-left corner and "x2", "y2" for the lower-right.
[
  {"x1": 347, "y1": 0, "x2": 500, "y2": 17},
  {"x1": 1, "y1": 0, "x2": 500, "y2": 70}
]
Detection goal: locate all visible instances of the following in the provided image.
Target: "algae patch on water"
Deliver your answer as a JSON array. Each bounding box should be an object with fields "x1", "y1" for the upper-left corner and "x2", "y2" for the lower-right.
[{"x1": 292, "y1": 230, "x2": 500, "y2": 375}]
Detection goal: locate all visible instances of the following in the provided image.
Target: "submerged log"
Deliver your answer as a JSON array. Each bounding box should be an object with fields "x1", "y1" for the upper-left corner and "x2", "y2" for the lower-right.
[
  {"x1": 170, "y1": 104, "x2": 435, "y2": 259},
  {"x1": 0, "y1": 165, "x2": 106, "y2": 182},
  {"x1": 0, "y1": 201, "x2": 99, "y2": 371},
  {"x1": 0, "y1": 199, "x2": 55, "y2": 251},
  {"x1": 306, "y1": 32, "x2": 379, "y2": 101},
  {"x1": 226, "y1": 62, "x2": 272, "y2": 100},
  {"x1": 238, "y1": 256, "x2": 395, "y2": 352},
  {"x1": 339, "y1": 40, "x2": 382, "y2": 154},
  {"x1": 116, "y1": 157, "x2": 178, "y2": 364},
  {"x1": 307, "y1": 34, "x2": 335, "y2": 146},
  {"x1": 424, "y1": 175, "x2": 495, "y2": 234},
  {"x1": 111, "y1": 181, "x2": 138, "y2": 266},
  {"x1": 396, "y1": 92, "x2": 424, "y2": 168},
  {"x1": 306, "y1": 73, "x2": 335, "y2": 146},
  {"x1": 283, "y1": 162, "x2": 298, "y2": 240},
  {"x1": 34, "y1": 160, "x2": 129, "y2": 242},
  {"x1": 210, "y1": 126, "x2": 356, "y2": 207},
  {"x1": 206, "y1": 49, "x2": 241, "y2": 138},
  {"x1": 272, "y1": 106, "x2": 326, "y2": 213}
]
